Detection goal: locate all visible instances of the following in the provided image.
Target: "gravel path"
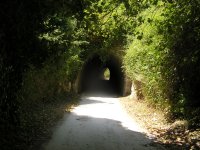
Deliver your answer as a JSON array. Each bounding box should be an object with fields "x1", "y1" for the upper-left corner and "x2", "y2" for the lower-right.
[{"x1": 42, "y1": 95, "x2": 165, "y2": 150}]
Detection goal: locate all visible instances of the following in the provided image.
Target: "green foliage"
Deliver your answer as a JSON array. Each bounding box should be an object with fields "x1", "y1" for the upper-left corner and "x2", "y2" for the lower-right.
[
  {"x1": 124, "y1": 4, "x2": 170, "y2": 109},
  {"x1": 81, "y1": 0, "x2": 135, "y2": 53},
  {"x1": 162, "y1": 1, "x2": 200, "y2": 124},
  {"x1": 123, "y1": 0, "x2": 200, "y2": 126},
  {"x1": 20, "y1": 61, "x2": 68, "y2": 105},
  {"x1": 38, "y1": 14, "x2": 85, "y2": 83},
  {"x1": 1, "y1": 0, "x2": 200, "y2": 148},
  {"x1": 0, "y1": 0, "x2": 84, "y2": 148}
]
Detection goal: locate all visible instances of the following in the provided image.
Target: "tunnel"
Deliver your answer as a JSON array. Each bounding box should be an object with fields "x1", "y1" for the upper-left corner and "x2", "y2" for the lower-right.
[{"x1": 79, "y1": 55, "x2": 125, "y2": 96}]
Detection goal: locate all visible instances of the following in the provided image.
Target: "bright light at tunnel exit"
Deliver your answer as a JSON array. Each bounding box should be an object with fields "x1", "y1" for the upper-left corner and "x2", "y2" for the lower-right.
[{"x1": 104, "y1": 68, "x2": 110, "y2": 80}]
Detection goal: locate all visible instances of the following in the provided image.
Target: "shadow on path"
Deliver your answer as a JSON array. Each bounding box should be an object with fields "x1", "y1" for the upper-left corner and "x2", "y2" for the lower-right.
[{"x1": 42, "y1": 96, "x2": 165, "y2": 150}]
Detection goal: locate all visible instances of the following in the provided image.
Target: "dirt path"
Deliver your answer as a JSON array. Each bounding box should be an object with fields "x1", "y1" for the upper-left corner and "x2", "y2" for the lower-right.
[{"x1": 42, "y1": 95, "x2": 165, "y2": 150}]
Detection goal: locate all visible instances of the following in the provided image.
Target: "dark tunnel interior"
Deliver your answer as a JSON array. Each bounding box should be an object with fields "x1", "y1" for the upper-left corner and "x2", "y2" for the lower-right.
[{"x1": 79, "y1": 55, "x2": 124, "y2": 96}]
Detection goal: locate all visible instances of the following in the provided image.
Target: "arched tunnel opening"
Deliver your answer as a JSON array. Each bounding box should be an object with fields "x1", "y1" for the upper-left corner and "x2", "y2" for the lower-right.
[{"x1": 79, "y1": 55, "x2": 125, "y2": 96}]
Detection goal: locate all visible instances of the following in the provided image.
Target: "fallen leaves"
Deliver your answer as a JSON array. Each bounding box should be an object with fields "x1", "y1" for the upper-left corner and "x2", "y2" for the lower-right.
[
  {"x1": 17, "y1": 95, "x2": 80, "y2": 150},
  {"x1": 120, "y1": 96, "x2": 200, "y2": 150}
]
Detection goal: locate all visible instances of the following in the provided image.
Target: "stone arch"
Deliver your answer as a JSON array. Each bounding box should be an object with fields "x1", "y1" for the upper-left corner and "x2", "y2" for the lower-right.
[{"x1": 77, "y1": 54, "x2": 131, "y2": 96}]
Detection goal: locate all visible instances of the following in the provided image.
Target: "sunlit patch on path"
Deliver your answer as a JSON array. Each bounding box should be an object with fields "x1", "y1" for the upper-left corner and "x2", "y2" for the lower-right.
[
  {"x1": 73, "y1": 96, "x2": 143, "y2": 132},
  {"x1": 43, "y1": 95, "x2": 165, "y2": 150}
]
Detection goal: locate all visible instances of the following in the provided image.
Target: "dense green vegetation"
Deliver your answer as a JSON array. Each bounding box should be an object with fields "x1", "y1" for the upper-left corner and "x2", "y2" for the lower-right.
[
  {"x1": 1, "y1": 0, "x2": 200, "y2": 149},
  {"x1": 124, "y1": 1, "x2": 200, "y2": 127},
  {"x1": 0, "y1": 1, "x2": 84, "y2": 149}
]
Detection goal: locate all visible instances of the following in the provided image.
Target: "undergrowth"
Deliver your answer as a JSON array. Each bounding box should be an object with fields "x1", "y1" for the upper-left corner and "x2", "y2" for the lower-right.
[
  {"x1": 123, "y1": 2, "x2": 200, "y2": 127},
  {"x1": 3, "y1": 57, "x2": 81, "y2": 150}
]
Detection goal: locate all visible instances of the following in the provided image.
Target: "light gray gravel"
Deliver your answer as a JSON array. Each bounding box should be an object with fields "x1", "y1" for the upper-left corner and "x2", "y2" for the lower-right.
[{"x1": 42, "y1": 95, "x2": 165, "y2": 150}]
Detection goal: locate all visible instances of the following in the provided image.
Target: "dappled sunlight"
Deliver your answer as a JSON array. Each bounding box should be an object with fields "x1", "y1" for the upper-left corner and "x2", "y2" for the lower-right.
[{"x1": 72, "y1": 96, "x2": 144, "y2": 132}]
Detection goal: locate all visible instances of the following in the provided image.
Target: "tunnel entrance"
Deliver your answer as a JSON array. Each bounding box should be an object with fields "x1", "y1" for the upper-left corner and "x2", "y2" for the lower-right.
[{"x1": 79, "y1": 55, "x2": 124, "y2": 96}]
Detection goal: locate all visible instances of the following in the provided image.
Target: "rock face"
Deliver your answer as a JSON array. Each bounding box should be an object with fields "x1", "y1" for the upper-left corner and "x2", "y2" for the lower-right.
[
  {"x1": 129, "y1": 80, "x2": 144, "y2": 100},
  {"x1": 168, "y1": 120, "x2": 189, "y2": 132},
  {"x1": 123, "y1": 76, "x2": 132, "y2": 96}
]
